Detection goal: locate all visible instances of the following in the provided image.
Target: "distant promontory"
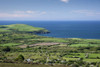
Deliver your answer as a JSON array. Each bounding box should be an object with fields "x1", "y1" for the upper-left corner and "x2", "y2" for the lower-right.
[{"x1": 0, "y1": 24, "x2": 50, "y2": 34}]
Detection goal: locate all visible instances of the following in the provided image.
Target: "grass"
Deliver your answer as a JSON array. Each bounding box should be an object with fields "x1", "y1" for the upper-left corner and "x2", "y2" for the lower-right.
[
  {"x1": 63, "y1": 57, "x2": 78, "y2": 61},
  {"x1": 64, "y1": 53, "x2": 100, "y2": 59},
  {"x1": 63, "y1": 57, "x2": 100, "y2": 62},
  {"x1": 0, "y1": 24, "x2": 49, "y2": 33},
  {"x1": 70, "y1": 44, "x2": 100, "y2": 47},
  {"x1": 63, "y1": 53, "x2": 100, "y2": 62},
  {"x1": 39, "y1": 38, "x2": 68, "y2": 43},
  {"x1": 0, "y1": 63, "x2": 68, "y2": 67},
  {"x1": 84, "y1": 59, "x2": 100, "y2": 62},
  {"x1": 8, "y1": 52, "x2": 100, "y2": 62},
  {"x1": 0, "y1": 43, "x2": 21, "y2": 46}
]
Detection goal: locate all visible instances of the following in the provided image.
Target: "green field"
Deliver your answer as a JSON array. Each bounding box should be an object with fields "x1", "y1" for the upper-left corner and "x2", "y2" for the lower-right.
[{"x1": 0, "y1": 24, "x2": 49, "y2": 33}]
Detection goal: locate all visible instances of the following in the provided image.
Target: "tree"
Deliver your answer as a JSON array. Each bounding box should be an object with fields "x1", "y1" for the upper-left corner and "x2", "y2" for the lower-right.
[
  {"x1": 15, "y1": 54, "x2": 25, "y2": 62},
  {"x1": 85, "y1": 63, "x2": 90, "y2": 67},
  {"x1": 96, "y1": 62, "x2": 99, "y2": 67},
  {"x1": 2, "y1": 46, "x2": 11, "y2": 52},
  {"x1": 71, "y1": 62, "x2": 79, "y2": 67},
  {"x1": 85, "y1": 53, "x2": 89, "y2": 58},
  {"x1": 26, "y1": 45, "x2": 30, "y2": 48}
]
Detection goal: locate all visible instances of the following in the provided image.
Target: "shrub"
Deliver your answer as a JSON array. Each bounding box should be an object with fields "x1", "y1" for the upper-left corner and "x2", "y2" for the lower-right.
[
  {"x1": 78, "y1": 58, "x2": 83, "y2": 61},
  {"x1": 96, "y1": 62, "x2": 99, "y2": 67},
  {"x1": 2, "y1": 46, "x2": 11, "y2": 52},
  {"x1": 71, "y1": 62, "x2": 79, "y2": 67},
  {"x1": 26, "y1": 45, "x2": 30, "y2": 48},
  {"x1": 15, "y1": 54, "x2": 25, "y2": 62},
  {"x1": 76, "y1": 60, "x2": 84, "y2": 66},
  {"x1": 67, "y1": 61, "x2": 74, "y2": 66},
  {"x1": 85, "y1": 63, "x2": 90, "y2": 67},
  {"x1": 40, "y1": 60, "x2": 46, "y2": 64}
]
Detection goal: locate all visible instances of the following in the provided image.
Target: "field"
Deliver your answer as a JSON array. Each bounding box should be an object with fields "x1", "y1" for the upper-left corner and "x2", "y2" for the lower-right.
[
  {"x1": 0, "y1": 24, "x2": 49, "y2": 33},
  {"x1": 0, "y1": 24, "x2": 100, "y2": 67}
]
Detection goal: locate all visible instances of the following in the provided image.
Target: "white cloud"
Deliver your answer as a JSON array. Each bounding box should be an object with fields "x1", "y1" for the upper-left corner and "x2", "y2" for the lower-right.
[
  {"x1": 40, "y1": 12, "x2": 47, "y2": 15},
  {"x1": 26, "y1": 11, "x2": 36, "y2": 14},
  {"x1": 72, "y1": 10, "x2": 100, "y2": 16},
  {"x1": 14, "y1": 11, "x2": 25, "y2": 14},
  {"x1": 61, "y1": 0, "x2": 69, "y2": 3},
  {"x1": 14, "y1": 10, "x2": 40, "y2": 14},
  {"x1": 0, "y1": 13, "x2": 30, "y2": 18},
  {"x1": 0, "y1": 10, "x2": 47, "y2": 18}
]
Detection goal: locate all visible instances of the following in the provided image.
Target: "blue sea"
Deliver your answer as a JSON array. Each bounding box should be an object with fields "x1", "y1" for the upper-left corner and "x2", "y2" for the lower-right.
[{"x1": 0, "y1": 21, "x2": 100, "y2": 39}]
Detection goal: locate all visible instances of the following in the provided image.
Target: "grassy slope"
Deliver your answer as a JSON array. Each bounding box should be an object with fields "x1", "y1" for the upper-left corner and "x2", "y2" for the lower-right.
[
  {"x1": 0, "y1": 32, "x2": 100, "y2": 47},
  {"x1": 0, "y1": 24, "x2": 49, "y2": 33}
]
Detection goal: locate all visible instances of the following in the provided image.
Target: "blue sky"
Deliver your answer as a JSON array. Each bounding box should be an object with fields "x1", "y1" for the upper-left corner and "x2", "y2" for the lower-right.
[{"x1": 0, "y1": 0, "x2": 100, "y2": 21}]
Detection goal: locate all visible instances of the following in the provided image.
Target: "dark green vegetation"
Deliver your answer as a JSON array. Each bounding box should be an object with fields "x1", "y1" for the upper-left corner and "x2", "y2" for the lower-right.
[{"x1": 0, "y1": 24, "x2": 100, "y2": 67}]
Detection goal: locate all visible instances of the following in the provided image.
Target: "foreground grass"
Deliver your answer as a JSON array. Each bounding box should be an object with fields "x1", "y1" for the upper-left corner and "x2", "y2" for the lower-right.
[{"x1": 0, "y1": 63, "x2": 67, "y2": 67}]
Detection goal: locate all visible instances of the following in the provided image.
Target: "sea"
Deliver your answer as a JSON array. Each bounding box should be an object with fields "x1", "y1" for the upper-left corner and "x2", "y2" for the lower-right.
[{"x1": 0, "y1": 21, "x2": 100, "y2": 39}]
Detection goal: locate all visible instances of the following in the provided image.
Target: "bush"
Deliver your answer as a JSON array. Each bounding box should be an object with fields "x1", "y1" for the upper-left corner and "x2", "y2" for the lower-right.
[
  {"x1": 96, "y1": 62, "x2": 99, "y2": 67},
  {"x1": 71, "y1": 62, "x2": 79, "y2": 67},
  {"x1": 79, "y1": 58, "x2": 83, "y2": 61},
  {"x1": 76, "y1": 60, "x2": 84, "y2": 65},
  {"x1": 26, "y1": 45, "x2": 30, "y2": 48},
  {"x1": 67, "y1": 61, "x2": 74, "y2": 66},
  {"x1": 2, "y1": 46, "x2": 11, "y2": 52},
  {"x1": 15, "y1": 54, "x2": 25, "y2": 62},
  {"x1": 85, "y1": 63, "x2": 90, "y2": 67},
  {"x1": 40, "y1": 60, "x2": 46, "y2": 64}
]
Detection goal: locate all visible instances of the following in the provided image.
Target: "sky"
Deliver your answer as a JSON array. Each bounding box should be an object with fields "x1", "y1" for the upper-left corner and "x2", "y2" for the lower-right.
[{"x1": 0, "y1": 0, "x2": 100, "y2": 21}]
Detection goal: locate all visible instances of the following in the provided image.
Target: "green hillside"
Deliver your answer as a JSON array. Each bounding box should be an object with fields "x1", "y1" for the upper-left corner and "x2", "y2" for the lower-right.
[{"x1": 0, "y1": 24, "x2": 49, "y2": 33}]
